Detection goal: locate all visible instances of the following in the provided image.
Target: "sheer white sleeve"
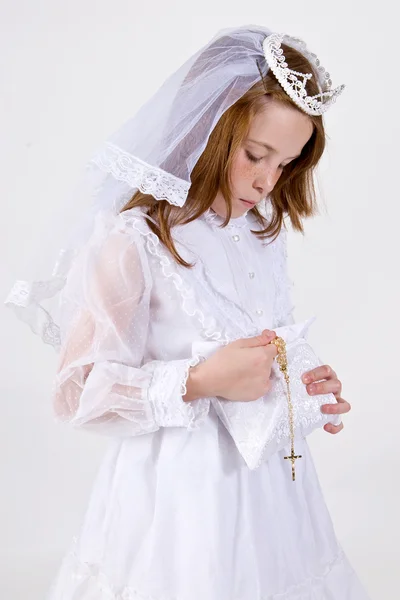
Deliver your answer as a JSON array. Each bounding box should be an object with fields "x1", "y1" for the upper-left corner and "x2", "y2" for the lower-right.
[
  {"x1": 52, "y1": 217, "x2": 209, "y2": 436},
  {"x1": 273, "y1": 225, "x2": 296, "y2": 327}
]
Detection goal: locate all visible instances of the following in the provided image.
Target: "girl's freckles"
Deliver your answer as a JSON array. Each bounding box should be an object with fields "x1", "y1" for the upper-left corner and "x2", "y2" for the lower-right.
[{"x1": 238, "y1": 161, "x2": 258, "y2": 178}]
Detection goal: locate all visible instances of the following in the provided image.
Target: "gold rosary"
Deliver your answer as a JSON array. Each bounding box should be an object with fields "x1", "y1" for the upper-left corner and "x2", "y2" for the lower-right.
[{"x1": 270, "y1": 336, "x2": 302, "y2": 481}]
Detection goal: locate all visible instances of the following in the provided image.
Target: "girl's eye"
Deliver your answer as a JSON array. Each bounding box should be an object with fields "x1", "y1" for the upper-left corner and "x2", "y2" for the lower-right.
[
  {"x1": 246, "y1": 150, "x2": 287, "y2": 170},
  {"x1": 245, "y1": 150, "x2": 262, "y2": 164}
]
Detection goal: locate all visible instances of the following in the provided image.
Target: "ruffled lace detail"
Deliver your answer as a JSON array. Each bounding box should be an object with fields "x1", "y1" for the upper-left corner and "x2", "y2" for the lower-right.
[
  {"x1": 180, "y1": 354, "x2": 205, "y2": 396},
  {"x1": 4, "y1": 277, "x2": 66, "y2": 349},
  {"x1": 48, "y1": 536, "x2": 351, "y2": 600},
  {"x1": 91, "y1": 143, "x2": 190, "y2": 207},
  {"x1": 121, "y1": 210, "x2": 231, "y2": 343},
  {"x1": 125, "y1": 210, "x2": 261, "y2": 342}
]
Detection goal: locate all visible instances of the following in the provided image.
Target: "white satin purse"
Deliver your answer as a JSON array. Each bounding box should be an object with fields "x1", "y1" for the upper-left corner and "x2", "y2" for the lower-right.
[{"x1": 192, "y1": 317, "x2": 342, "y2": 470}]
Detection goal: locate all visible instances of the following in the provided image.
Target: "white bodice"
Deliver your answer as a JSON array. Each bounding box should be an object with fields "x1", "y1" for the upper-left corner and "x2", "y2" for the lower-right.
[{"x1": 52, "y1": 205, "x2": 294, "y2": 437}]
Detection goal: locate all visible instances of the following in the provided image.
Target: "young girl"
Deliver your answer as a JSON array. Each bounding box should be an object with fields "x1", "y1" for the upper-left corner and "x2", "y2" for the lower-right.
[{"x1": 6, "y1": 25, "x2": 371, "y2": 599}]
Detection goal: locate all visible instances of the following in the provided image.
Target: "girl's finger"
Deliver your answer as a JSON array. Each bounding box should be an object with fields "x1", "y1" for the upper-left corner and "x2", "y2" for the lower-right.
[
  {"x1": 302, "y1": 365, "x2": 337, "y2": 384},
  {"x1": 337, "y1": 396, "x2": 351, "y2": 408},
  {"x1": 321, "y1": 398, "x2": 351, "y2": 415},
  {"x1": 307, "y1": 378, "x2": 342, "y2": 396},
  {"x1": 324, "y1": 422, "x2": 344, "y2": 434}
]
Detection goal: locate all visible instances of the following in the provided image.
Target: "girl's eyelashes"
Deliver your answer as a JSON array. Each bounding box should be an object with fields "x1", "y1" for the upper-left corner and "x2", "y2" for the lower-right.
[
  {"x1": 245, "y1": 150, "x2": 262, "y2": 164},
  {"x1": 245, "y1": 149, "x2": 287, "y2": 170}
]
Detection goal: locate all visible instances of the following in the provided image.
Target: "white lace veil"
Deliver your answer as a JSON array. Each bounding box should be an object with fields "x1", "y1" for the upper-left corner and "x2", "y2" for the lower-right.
[{"x1": 4, "y1": 24, "x2": 344, "y2": 349}]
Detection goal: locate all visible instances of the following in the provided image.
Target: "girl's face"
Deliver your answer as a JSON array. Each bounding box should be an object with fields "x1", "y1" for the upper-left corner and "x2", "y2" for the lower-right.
[{"x1": 211, "y1": 97, "x2": 314, "y2": 218}]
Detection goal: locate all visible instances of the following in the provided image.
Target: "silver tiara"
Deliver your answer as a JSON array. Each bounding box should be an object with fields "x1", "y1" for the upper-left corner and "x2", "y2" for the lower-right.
[{"x1": 262, "y1": 33, "x2": 345, "y2": 116}]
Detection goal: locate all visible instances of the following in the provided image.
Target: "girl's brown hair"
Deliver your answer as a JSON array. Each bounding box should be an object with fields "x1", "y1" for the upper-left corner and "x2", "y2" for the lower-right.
[{"x1": 121, "y1": 43, "x2": 325, "y2": 268}]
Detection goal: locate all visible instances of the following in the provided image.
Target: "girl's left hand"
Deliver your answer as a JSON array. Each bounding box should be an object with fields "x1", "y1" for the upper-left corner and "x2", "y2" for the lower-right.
[{"x1": 301, "y1": 365, "x2": 351, "y2": 434}]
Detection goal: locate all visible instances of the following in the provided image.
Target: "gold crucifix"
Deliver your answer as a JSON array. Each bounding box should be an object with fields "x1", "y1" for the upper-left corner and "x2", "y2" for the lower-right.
[
  {"x1": 269, "y1": 335, "x2": 302, "y2": 482},
  {"x1": 284, "y1": 449, "x2": 302, "y2": 481}
]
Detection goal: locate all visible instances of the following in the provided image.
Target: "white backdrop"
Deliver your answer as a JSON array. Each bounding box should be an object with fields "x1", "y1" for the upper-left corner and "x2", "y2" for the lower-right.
[{"x1": 1, "y1": 1, "x2": 398, "y2": 599}]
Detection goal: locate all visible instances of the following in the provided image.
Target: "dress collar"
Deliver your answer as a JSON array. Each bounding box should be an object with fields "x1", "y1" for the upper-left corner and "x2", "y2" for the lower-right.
[{"x1": 201, "y1": 207, "x2": 251, "y2": 230}]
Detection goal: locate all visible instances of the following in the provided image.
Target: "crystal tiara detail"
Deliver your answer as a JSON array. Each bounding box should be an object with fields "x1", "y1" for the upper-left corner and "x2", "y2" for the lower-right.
[{"x1": 262, "y1": 33, "x2": 345, "y2": 116}]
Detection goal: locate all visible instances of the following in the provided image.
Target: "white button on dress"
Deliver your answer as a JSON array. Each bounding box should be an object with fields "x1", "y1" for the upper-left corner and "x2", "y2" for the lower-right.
[{"x1": 232, "y1": 235, "x2": 240, "y2": 242}]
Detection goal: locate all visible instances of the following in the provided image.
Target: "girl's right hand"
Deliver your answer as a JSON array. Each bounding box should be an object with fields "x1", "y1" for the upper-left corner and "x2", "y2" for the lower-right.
[{"x1": 184, "y1": 330, "x2": 278, "y2": 402}]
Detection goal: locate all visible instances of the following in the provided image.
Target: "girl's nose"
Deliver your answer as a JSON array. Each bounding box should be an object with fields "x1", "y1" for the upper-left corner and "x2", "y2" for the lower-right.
[{"x1": 254, "y1": 167, "x2": 279, "y2": 196}]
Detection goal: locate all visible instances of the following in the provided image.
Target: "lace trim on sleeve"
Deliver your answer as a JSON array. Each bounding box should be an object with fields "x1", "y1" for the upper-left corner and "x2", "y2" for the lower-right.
[{"x1": 147, "y1": 355, "x2": 209, "y2": 431}]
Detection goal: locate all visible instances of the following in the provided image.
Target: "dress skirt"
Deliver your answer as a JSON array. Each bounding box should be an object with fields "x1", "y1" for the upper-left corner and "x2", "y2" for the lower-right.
[{"x1": 46, "y1": 406, "x2": 371, "y2": 600}]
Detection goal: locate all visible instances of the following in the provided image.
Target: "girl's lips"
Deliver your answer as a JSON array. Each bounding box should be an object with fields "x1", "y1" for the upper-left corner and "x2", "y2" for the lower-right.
[{"x1": 240, "y1": 198, "x2": 257, "y2": 206}]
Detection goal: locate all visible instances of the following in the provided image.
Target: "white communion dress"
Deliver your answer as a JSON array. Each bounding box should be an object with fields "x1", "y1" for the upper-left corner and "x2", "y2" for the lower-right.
[{"x1": 47, "y1": 205, "x2": 371, "y2": 600}]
